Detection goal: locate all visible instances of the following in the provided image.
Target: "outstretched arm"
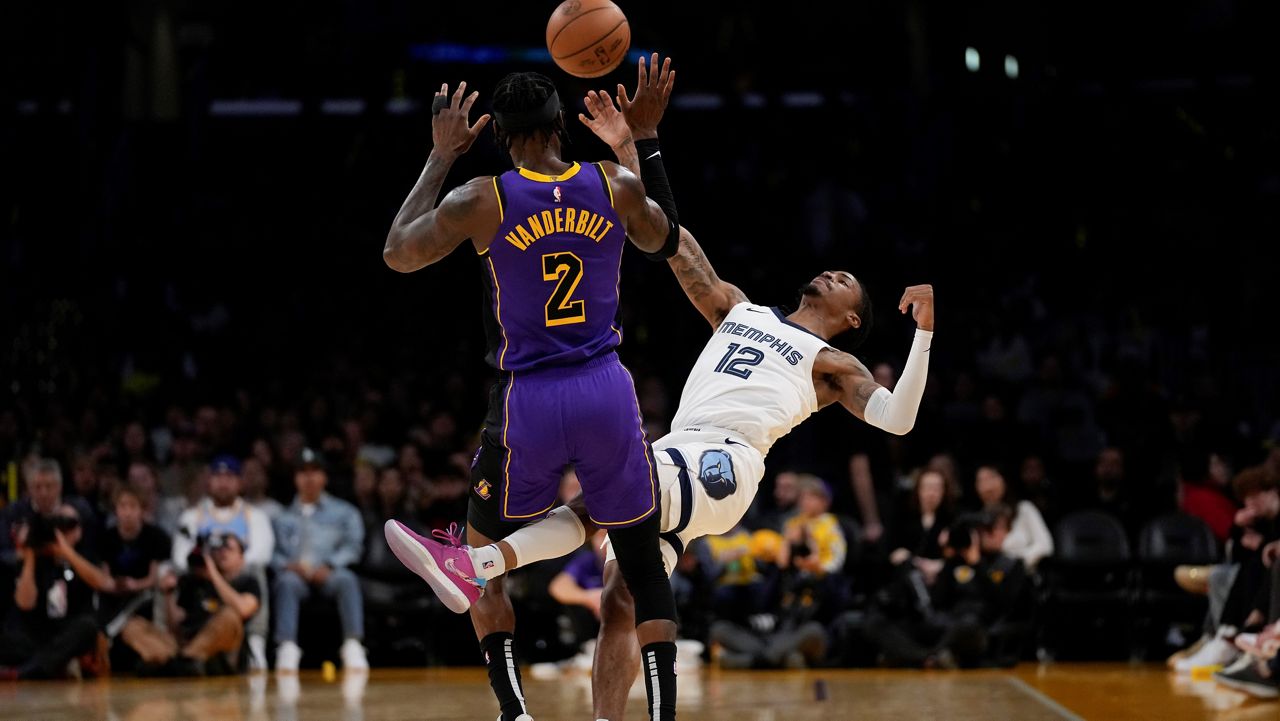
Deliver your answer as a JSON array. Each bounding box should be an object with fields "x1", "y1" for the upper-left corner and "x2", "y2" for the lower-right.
[
  {"x1": 667, "y1": 225, "x2": 748, "y2": 327},
  {"x1": 816, "y1": 285, "x2": 934, "y2": 434},
  {"x1": 580, "y1": 54, "x2": 680, "y2": 258},
  {"x1": 384, "y1": 82, "x2": 496, "y2": 272}
]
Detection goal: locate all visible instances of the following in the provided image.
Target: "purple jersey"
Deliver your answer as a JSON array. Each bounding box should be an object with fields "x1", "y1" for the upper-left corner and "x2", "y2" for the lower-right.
[{"x1": 481, "y1": 162, "x2": 626, "y2": 371}]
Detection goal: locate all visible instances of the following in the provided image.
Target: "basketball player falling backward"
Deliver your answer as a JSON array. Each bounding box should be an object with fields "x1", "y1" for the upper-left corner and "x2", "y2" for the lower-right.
[
  {"x1": 383, "y1": 57, "x2": 687, "y2": 721},
  {"x1": 392, "y1": 56, "x2": 936, "y2": 721}
]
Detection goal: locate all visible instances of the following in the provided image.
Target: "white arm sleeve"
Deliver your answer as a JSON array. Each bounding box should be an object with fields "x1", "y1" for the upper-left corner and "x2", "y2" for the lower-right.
[{"x1": 863, "y1": 329, "x2": 932, "y2": 435}]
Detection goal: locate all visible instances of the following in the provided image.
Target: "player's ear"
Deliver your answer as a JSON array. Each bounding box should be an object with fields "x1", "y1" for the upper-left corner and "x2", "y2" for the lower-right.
[{"x1": 847, "y1": 311, "x2": 862, "y2": 330}]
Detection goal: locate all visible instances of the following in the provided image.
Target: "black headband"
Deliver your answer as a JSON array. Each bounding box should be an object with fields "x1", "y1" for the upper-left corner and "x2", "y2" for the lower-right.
[{"x1": 493, "y1": 91, "x2": 562, "y2": 131}]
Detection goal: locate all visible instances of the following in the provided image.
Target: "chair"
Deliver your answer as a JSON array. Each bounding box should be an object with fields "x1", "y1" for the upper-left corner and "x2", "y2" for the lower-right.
[
  {"x1": 1132, "y1": 514, "x2": 1218, "y2": 657},
  {"x1": 1039, "y1": 511, "x2": 1133, "y2": 660}
]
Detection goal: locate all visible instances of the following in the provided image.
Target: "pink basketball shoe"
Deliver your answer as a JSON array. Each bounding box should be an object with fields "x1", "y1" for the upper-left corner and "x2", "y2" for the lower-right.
[{"x1": 384, "y1": 520, "x2": 484, "y2": 613}]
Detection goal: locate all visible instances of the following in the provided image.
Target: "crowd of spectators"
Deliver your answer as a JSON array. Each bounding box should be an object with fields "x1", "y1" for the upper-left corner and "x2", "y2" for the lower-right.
[{"x1": 2, "y1": 332, "x2": 1278, "y2": 689}]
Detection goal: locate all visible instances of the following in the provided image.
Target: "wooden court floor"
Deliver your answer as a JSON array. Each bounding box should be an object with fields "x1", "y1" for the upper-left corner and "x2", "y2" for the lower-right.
[{"x1": 0, "y1": 665, "x2": 1274, "y2": 721}]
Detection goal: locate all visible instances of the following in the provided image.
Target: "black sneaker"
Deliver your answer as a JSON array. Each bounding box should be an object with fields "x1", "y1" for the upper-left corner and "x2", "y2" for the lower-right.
[
  {"x1": 1214, "y1": 658, "x2": 1280, "y2": 699},
  {"x1": 166, "y1": 655, "x2": 206, "y2": 678}
]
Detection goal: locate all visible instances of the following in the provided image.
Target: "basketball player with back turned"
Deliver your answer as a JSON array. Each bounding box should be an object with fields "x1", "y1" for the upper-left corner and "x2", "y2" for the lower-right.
[{"x1": 383, "y1": 60, "x2": 683, "y2": 721}]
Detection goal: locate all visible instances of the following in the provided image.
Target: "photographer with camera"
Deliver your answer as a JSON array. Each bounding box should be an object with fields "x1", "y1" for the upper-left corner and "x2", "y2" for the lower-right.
[
  {"x1": 0, "y1": 500, "x2": 105, "y2": 679},
  {"x1": 125, "y1": 530, "x2": 261, "y2": 675},
  {"x1": 860, "y1": 508, "x2": 1027, "y2": 668},
  {"x1": 1, "y1": 460, "x2": 98, "y2": 571}
]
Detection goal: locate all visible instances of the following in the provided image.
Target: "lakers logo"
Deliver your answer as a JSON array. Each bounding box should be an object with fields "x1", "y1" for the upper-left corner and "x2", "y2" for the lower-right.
[
  {"x1": 953, "y1": 565, "x2": 975, "y2": 584},
  {"x1": 475, "y1": 479, "x2": 492, "y2": 500}
]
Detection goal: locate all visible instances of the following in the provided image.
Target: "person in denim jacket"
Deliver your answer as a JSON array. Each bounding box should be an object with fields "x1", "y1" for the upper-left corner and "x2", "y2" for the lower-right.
[{"x1": 270, "y1": 449, "x2": 367, "y2": 673}]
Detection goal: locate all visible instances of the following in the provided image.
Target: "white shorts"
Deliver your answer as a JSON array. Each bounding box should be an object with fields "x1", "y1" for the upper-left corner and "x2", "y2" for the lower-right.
[{"x1": 604, "y1": 428, "x2": 766, "y2": 575}]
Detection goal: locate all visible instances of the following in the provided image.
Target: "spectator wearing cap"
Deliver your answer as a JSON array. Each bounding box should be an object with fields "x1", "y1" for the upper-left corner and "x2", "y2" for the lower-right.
[
  {"x1": 171, "y1": 455, "x2": 275, "y2": 572},
  {"x1": 270, "y1": 449, "x2": 367, "y2": 673},
  {"x1": 783, "y1": 476, "x2": 848, "y2": 578}
]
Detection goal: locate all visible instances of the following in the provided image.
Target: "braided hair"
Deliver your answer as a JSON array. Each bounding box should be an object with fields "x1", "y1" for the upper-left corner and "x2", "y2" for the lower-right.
[{"x1": 491, "y1": 72, "x2": 568, "y2": 151}]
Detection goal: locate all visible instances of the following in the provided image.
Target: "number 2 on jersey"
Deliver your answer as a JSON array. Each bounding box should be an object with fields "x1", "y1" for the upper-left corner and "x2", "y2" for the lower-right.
[
  {"x1": 714, "y1": 343, "x2": 765, "y2": 379},
  {"x1": 542, "y1": 252, "x2": 586, "y2": 327}
]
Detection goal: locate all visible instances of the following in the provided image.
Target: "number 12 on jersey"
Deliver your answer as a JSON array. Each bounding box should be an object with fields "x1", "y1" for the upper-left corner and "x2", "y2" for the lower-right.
[{"x1": 714, "y1": 343, "x2": 765, "y2": 379}]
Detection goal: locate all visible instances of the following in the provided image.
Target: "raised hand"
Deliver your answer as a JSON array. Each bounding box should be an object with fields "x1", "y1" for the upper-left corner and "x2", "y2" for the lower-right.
[
  {"x1": 578, "y1": 90, "x2": 630, "y2": 150},
  {"x1": 432, "y1": 81, "x2": 491, "y2": 158},
  {"x1": 899, "y1": 284, "x2": 935, "y2": 332},
  {"x1": 617, "y1": 53, "x2": 675, "y2": 140}
]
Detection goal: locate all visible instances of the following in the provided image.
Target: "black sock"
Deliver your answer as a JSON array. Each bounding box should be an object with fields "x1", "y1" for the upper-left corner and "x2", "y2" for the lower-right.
[
  {"x1": 480, "y1": 632, "x2": 528, "y2": 721},
  {"x1": 640, "y1": 641, "x2": 677, "y2": 721}
]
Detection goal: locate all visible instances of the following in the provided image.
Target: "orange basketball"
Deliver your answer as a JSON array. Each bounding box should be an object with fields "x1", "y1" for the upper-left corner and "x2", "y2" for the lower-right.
[{"x1": 546, "y1": 0, "x2": 630, "y2": 79}]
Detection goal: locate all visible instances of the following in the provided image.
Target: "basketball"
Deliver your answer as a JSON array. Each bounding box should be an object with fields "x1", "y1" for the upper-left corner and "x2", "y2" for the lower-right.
[{"x1": 546, "y1": 0, "x2": 630, "y2": 78}]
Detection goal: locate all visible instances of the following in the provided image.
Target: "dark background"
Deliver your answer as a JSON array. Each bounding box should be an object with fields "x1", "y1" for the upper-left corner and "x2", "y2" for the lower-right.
[{"x1": 3, "y1": 0, "x2": 1278, "y2": 512}]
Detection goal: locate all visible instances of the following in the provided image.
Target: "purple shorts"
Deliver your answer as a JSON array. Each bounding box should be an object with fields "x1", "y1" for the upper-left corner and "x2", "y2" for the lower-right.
[{"x1": 468, "y1": 352, "x2": 657, "y2": 539}]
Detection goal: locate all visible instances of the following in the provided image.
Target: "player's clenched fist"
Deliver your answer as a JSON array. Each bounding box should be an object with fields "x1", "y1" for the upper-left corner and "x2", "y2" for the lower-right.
[{"x1": 898, "y1": 285, "x2": 934, "y2": 332}]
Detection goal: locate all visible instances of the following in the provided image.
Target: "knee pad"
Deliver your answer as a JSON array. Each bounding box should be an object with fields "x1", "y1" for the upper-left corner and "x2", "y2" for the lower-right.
[{"x1": 607, "y1": 515, "x2": 676, "y2": 625}]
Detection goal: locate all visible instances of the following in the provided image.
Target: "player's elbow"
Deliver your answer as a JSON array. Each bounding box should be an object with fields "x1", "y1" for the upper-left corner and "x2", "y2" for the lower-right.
[
  {"x1": 885, "y1": 419, "x2": 915, "y2": 436},
  {"x1": 382, "y1": 240, "x2": 419, "y2": 273}
]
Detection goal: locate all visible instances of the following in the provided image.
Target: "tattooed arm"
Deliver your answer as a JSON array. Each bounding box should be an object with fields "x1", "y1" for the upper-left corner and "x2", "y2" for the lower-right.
[
  {"x1": 385, "y1": 173, "x2": 497, "y2": 272},
  {"x1": 814, "y1": 349, "x2": 885, "y2": 422},
  {"x1": 664, "y1": 225, "x2": 749, "y2": 327},
  {"x1": 384, "y1": 80, "x2": 496, "y2": 272}
]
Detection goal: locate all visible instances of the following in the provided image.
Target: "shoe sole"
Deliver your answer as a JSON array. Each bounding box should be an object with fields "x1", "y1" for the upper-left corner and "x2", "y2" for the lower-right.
[{"x1": 384, "y1": 520, "x2": 474, "y2": 614}]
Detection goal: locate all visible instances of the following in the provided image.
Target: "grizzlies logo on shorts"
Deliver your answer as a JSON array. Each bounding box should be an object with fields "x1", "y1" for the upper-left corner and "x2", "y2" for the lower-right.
[{"x1": 698, "y1": 450, "x2": 737, "y2": 500}]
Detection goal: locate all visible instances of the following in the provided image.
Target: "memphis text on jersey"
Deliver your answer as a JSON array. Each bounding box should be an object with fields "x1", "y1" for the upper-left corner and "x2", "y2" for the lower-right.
[
  {"x1": 501, "y1": 207, "x2": 616, "y2": 251},
  {"x1": 717, "y1": 320, "x2": 804, "y2": 365}
]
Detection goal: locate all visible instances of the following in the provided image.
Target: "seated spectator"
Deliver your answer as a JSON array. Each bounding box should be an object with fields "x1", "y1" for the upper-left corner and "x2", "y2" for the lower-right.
[
  {"x1": 783, "y1": 476, "x2": 847, "y2": 579},
  {"x1": 0, "y1": 502, "x2": 102, "y2": 679},
  {"x1": 128, "y1": 531, "x2": 262, "y2": 675},
  {"x1": 549, "y1": 530, "x2": 608, "y2": 649},
  {"x1": 888, "y1": 468, "x2": 956, "y2": 585},
  {"x1": 929, "y1": 509, "x2": 1029, "y2": 667},
  {"x1": 709, "y1": 523, "x2": 834, "y2": 669},
  {"x1": 974, "y1": 465, "x2": 1054, "y2": 571},
  {"x1": 1180, "y1": 448, "x2": 1238, "y2": 543},
  {"x1": 1175, "y1": 467, "x2": 1279, "y2": 673},
  {"x1": 172, "y1": 456, "x2": 275, "y2": 572},
  {"x1": 863, "y1": 510, "x2": 1028, "y2": 669},
  {"x1": 171, "y1": 455, "x2": 275, "y2": 670},
  {"x1": 1216, "y1": 512, "x2": 1280, "y2": 696},
  {"x1": 125, "y1": 462, "x2": 162, "y2": 525},
  {"x1": 99, "y1": 486, "x2": 173, "y2": 668},
  {"x1": 1081, "y1": 446, "x2": 1145, "y2": 532},
  {"x1": 705, "y1": 525, "x2": 779, "y2": 621},
  {"x1": 271, "y1": 449, "x2": 367, "y2": 673}
]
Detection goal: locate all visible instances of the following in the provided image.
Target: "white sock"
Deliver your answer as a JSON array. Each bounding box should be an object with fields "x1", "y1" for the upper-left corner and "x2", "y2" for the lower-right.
[
  {"x1": 468, "y1": 543, "x2": 507, "y2": 581},
  {"x1": 501, "y1": 505, "x2": 587, "y2": 572}
]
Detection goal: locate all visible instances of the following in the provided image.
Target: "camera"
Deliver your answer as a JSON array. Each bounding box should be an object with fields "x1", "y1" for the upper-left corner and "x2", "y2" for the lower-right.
[
  {"x1": 186, "y1": 531, "x2": 230, "y2": 568},
  {"x1": 24, "y1": 513, "x2": 80, "y2": 549},
  {"x1": 945, "y1": 514, "x2": 983, "y2": 553}
]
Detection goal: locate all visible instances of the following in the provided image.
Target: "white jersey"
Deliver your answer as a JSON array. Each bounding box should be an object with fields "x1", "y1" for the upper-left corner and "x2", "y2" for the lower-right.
[
  {"x1": 600, "y1": 303, "x2": 833, "y2": 574},
  {"x1": 669, "y1": 302, "x2": 832, "y2": 457}
]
